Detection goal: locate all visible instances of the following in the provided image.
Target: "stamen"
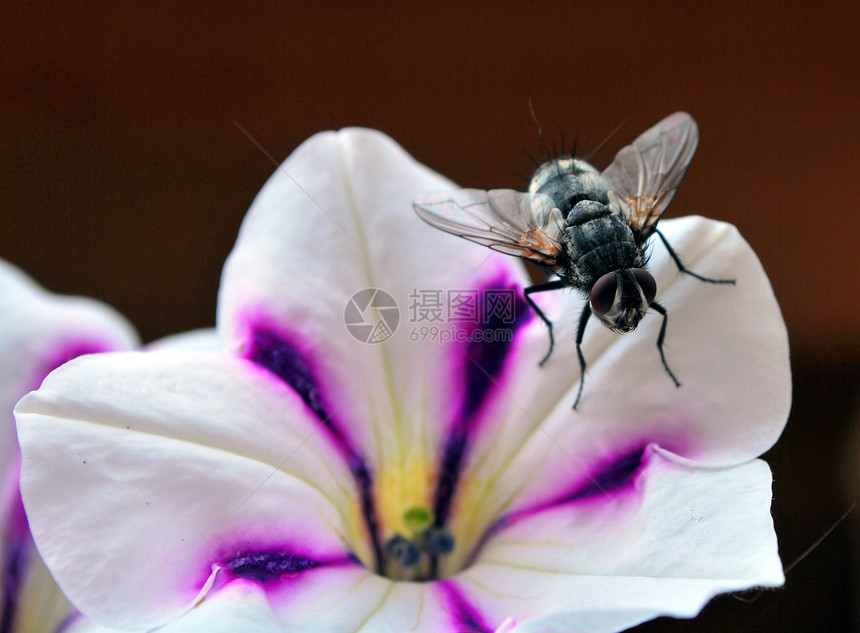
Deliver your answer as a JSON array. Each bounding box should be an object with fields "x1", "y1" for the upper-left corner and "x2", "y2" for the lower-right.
[
  {"x1": 384, "y1": 517, "x2": 457, "y2": 580},
  {"x1": 422, "y1": 527, "x2": 455, "y2": 556},
  {"x1": 385, "y1": 535, "x2": 421, "y2": 568}
]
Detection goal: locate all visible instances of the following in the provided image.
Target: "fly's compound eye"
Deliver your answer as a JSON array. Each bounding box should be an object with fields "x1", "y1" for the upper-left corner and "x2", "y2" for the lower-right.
[
  {"x1": 631, "y1": 268, "x2": 657, "y2": 304},
  {"x1": 590, "y1": 272, "x2": 617, "y2": 315}
]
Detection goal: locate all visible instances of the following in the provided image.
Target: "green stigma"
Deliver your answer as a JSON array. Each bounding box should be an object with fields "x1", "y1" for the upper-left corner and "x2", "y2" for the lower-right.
[{"x1": 403, "y1": 506, "x2": 434, "y2": 533}]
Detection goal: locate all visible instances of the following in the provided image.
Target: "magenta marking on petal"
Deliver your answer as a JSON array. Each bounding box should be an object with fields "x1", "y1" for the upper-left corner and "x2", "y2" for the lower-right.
[
  {"x1": 245, "y1": 327, "x2": 336, "y2": 435},
  {"x1": 458, "y1": 284, "x2": 531, "y2": 422},
  {"x1": 223, "y1": 549, "x2": 357, "y2": 584},
  {"x1": 433, "y1": 430, "x2": 469, "y2": 528},
  {"x1": 434, "y1": 277, "x2": 531, "y2": 530},
  {"x1": 1, "y1": 540, "x2": 25, "y2": 633},
  {"x1": 31, "y1": 340, "x2": 115, "y2": 393},
  {"x1": 464, "y1": 445, "x2": 652, "y2": 567},
  {"x1": 556, "y1": 445, "x2": 647, "y2": 503},
  {"x1": 43, "y1": 340, "x2": 114, "y2": 366},
  {"x1": 0, "y1": 525, "x2": 28, "y2": 633},
  {"x1": 3, "y1": 342, "x2": 114, "y2": 633},
  {"x1": 437, "y1": 581, "x2": 492, "y2": 633},
  {"x1": 240, "y1": 317, "x2": 385, "y2": 573},
  {"x1": 1, "y1": 463, "x2": 28, "y2": 544},
  {"x1": 0, "y1": 463, "x2": 32, "y2": 633},
  {"x1": 517, "y1": 444, "x2": 649, "y2": 518}
]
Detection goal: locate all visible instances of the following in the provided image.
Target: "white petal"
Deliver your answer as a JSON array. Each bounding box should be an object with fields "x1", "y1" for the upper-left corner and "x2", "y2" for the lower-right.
[
  {"x1": 0, "y1": 259, "x2": 137, "y2": 471},
  {"x1": 454, "y1": 216, "x2": 790, "y2": 538},
  {"x1": 590, "y1": 216, "x2": 790, "y2": 464},
  {"x1": 151, "y1": 581, "x2": 284, "y2": 633},
  {"x1": 254, "y1": 567, "x2": 460, "y2": 632},
  {"x1": 62, "y1": 582, "x2": 283, "y2": 633},
  {"x1": 455, "y1": 455, "x2": 782, "y2": 633},
  {"x1": 147, "y1": 328, "x2": 222, "y2": 352},
  {"x1": 15, "y1": 351, "x2": 365, "y2": 630},
  {"x1": 540, "y1": 216, "x2": 789, "y2": 465},
  {"x1": 217, "y1": 128, "x2": 529, "y2": 521},
  {"x1": 225, "y1": 565, "x2": 504, "y2": 633}
]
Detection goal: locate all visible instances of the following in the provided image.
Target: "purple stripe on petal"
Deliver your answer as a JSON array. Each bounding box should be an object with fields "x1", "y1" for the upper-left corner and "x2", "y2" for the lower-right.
[
  {"x1": 458, "y1": 283, "x2": 531, "y2": 422},
  {"x1": 1, "y1": 526, "x2": 28, "y2": 633},
  {"x1": 437, "y1": 581, "x2": 492, "y2": 633},
  {"x1": 464, "y1": 446, "x2": 651, "y2": 567},
  {"x1": 556, "y1": 445, "x2": 646, "y2": 502},
  {"x1": 516, "y1": 444, "x2": 649, "y2": 519},
  {"x1": 241, "y1": 318, "x2": 385, "y2": 573},
  {"x1": 224, "y1": 549, "x2": 356, "y2": 583},
  {"x1": 246, "y1": 327, "x2": 333, "y2": 433},
  {"x1": 1, "y1": 468, "x2": 30, "y2": 633},
  {"x1": 432, "y1": 430, "x2": 468, "y2": 528},
  {"x1": 345, "y1": 449, "x2": 385, "y2": 574},
  {"x1": 434, "y1": 278, "x2": 530, "y2": 529},
  {"x1": 1, "y1": 536, "x2": 25, "y2": 633}
]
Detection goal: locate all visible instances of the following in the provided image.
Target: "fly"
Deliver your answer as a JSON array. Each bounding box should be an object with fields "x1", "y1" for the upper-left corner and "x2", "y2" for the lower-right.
[{"x1": 413, "y1": 112, "x2": 734, "y2": 409}]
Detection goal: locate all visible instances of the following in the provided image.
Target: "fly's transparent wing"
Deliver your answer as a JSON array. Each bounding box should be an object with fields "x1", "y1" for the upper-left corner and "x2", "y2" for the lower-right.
[
  {"x1": 413, "y1": 188, "x2": 564, "y2": 266},
  {"x1": 602, "y1": 112, "x2": 699, "y2": 241}
]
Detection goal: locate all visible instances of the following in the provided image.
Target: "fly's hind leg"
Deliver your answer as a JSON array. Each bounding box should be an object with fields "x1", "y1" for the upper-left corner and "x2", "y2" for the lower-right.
[
  {"x1": 524, "y1": 279, "x2": 568, "y2": 366},
  {"x1": 656, "y1": 229, "x2": 736, "y2": 285}
]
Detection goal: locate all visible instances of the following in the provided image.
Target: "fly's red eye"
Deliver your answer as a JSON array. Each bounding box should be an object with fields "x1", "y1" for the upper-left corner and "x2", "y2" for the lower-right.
[
  {"x1": 631, "y1": 268, "x2": 656, "y2": 304},
  {"x1": 590, "y1": 273, "x2": 617, "y2": 315}
]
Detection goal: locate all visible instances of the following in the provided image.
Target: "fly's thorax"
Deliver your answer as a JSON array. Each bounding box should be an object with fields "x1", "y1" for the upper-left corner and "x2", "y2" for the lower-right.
[
  {"x1": 528, "y1": 157, "x2": 608, "y2": 217},
  {"x1": 589, "y1": 268, "x2": 657, "y2": 332}
]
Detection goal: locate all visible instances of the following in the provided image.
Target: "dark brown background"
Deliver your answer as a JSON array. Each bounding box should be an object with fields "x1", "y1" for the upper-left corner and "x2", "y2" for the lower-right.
[{"x1": 2, "y1": 2, "x2": 858, "y2": 631}]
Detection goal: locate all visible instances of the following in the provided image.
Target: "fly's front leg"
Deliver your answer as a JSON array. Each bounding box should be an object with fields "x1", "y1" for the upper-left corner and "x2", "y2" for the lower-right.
[
  {"x1": 524, "y1": 279, "x2": 567, "y2": 366},
  {"x1": 656, "y1": 229, "x2": 735, "y2": 285},
  {"x1": 649, "y1": 301, "x2": 681, "y2": 388},
  {"x1": 572, "y1": 302, "x2": 592, "y2": 410}
]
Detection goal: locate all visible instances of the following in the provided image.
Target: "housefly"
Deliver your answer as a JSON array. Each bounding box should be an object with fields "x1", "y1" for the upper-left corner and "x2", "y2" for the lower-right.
[{"x1": 413, "y1": 112, "x2": 734, "y2": 409}]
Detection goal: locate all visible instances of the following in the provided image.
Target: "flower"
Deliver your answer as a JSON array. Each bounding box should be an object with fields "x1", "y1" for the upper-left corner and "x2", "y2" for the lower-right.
[
  {"x1": 0, "y1": 259, "x2": 137, "y2": 632},
  {"x1": 15, "y1": 129, "x2": 791, "y2": 632},
  {"x1": 0, "y1": 263, "x2": 231, "y2": 633}
]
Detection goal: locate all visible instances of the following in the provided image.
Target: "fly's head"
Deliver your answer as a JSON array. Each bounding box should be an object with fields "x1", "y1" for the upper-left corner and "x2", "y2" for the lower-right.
[{"x1": 589, "y1": 268, "x2": 657, "y2": 333}]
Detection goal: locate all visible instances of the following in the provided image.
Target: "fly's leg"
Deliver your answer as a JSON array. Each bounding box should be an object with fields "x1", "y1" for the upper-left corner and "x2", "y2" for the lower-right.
[
  {"x1": 649, "y1": 301, "x2": 681, "y2": 388},
  {"x1": 572, "y1": 302, "x2": 592, "y2": 410},
  {"x1": 524, "y1": 279, "x2": 568, "y2": 366},
  {"x1": 656, "y1": 229, "x2": 736, "y2": 284}
]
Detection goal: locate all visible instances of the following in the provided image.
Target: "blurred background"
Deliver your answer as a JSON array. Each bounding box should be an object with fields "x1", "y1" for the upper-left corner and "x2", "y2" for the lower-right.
[{"x1": 1, "y1": 2, "x2": 858, "y2": 630}]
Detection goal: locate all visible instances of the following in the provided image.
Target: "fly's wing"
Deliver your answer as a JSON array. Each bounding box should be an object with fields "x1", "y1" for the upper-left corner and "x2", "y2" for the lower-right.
[
  {"x1": 601, "y1": 112, "x2": 699, "y2": 242},
  {"x1": 413, "y1": 188, "x2": 564, "y2": 266}
]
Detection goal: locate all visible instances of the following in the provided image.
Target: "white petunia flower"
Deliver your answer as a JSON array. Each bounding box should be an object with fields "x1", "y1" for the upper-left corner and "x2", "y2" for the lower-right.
[
  {"x1": 0, "y1": 260, "x2": 137, "y2": 632},
  {"x1": 15, "y1": 129, "x2": 790, "y2": 633}
]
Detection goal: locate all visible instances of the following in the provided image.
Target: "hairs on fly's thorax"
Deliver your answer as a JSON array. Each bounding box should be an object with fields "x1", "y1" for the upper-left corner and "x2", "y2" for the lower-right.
[{"x1": 524, "y1": 98, "x2": 629, "y2": 174}]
